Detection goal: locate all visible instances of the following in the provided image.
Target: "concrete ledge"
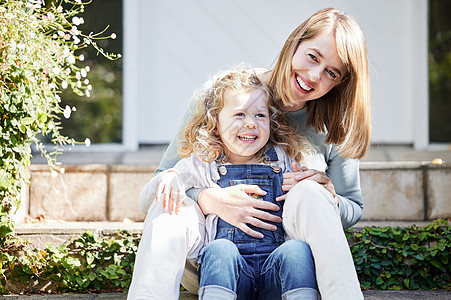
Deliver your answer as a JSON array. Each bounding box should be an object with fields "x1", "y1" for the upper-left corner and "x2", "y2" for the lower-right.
[{"x1": 19, "y1": 162, "x2": 451, "y2": 224}]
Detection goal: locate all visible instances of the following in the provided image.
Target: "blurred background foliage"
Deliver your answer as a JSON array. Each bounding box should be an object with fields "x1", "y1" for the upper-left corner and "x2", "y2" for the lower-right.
[
  {"x1": 48, "y1": 0, "x2": 123, "y2": 144},
  {"x1": 429, "y1": 0, "x2": 451, "y2": 143}
]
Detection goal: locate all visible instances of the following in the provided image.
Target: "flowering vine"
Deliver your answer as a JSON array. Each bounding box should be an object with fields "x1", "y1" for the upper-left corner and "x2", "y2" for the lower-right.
[{"x1": 0, "y1": 0, "x2": 119, "y2": 240}]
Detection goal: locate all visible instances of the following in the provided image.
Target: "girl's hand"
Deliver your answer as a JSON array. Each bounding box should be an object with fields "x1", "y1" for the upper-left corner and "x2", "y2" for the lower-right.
[
  {"x1": 277, "y1": 162, "x2": 338, "y2": 205},
  {"x1": 198, "y1": 184, "x2": 281, "y2": 239},
  {"x1": 155, "y1": 170, "x2": 187, "y2": 215}
]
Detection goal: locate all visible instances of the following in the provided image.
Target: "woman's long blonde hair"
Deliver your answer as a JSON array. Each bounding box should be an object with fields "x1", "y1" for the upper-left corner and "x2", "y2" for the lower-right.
[
  {"x1": 179, "y1": 68, "x2": 310, "y2": 163},
  {"x1": 268, "y1": 8, "x2": 371, "y2": 159}
]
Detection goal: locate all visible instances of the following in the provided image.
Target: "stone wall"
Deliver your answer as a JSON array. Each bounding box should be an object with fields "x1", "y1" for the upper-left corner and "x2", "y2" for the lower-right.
[{"x1": 19, "y1": 162, "x2": 451, "y2": 224}]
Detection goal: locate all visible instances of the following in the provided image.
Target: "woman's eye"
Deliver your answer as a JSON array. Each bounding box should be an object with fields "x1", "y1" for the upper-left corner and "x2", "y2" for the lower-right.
[
  {"x1": 308, "y1": 53, "x2": 317, "y2": 61},
  {"x1": 327, "y1": 70, "x2": 337, "y2": 79}
]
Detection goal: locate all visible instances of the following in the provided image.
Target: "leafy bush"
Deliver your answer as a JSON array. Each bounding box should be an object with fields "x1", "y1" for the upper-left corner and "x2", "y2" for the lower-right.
[
  {"x1": 0, "y1": 230, "x2": 139, "y2": 294},
  {"x1": 0, "y1": 220, "x2": 449, "y2": 294},
  {"x1": 0, "y1": 0, "x2": 119, "y2": 241},
  {"x1": 347, "y1": 219, "x2": 451, "y2": 290}
]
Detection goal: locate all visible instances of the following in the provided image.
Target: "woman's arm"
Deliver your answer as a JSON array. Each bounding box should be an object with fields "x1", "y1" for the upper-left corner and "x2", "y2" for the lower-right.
[{"x1": 198, "y1": 185, "x2": 282, "y2": 238}]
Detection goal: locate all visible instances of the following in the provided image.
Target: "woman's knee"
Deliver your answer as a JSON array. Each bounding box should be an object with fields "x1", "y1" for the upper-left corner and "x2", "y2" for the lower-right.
[{"x1": 284, "y1": 180, "x2": 334, "y2": 211}]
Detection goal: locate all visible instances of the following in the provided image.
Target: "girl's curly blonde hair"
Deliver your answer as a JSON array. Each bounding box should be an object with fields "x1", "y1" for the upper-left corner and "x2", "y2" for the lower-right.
[{"x1": 179, "y1": 68, "x2": 311, "y2": 163}]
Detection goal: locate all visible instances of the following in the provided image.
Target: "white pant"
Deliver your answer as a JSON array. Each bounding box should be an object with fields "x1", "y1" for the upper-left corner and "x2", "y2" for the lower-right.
[
  {"x1": 128, "y1": 180, "x2": 363, "y2": 300},
  {"x1": 127, "y1": 197, "x2": 205, "y2": 300},
  {"x1": 283, "y1": 180, "x2": 363, "y2": 300}
]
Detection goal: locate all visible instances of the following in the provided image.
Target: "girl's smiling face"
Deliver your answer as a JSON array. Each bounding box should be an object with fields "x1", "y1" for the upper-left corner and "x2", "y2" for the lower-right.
[
  {"x1": 217, "y1": 88, "x2": 270, "y2": 164},
  {"x1": 289, "y1": 30, "x2": 347, "y2": 111}
]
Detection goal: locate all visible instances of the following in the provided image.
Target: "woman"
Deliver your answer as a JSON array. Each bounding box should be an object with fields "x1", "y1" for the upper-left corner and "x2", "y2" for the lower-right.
[{"x1": 128, "y1": 7, "x2": 370, "y2": 300}]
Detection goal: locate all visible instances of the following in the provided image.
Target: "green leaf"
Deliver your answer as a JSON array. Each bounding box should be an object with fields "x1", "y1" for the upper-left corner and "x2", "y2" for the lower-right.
[
  {"x1": 403, "y1": 278, "x2": 410, "y2": 288},
  {"x1": 376, "y1": 277, "x2": 384, "y2": 285}
]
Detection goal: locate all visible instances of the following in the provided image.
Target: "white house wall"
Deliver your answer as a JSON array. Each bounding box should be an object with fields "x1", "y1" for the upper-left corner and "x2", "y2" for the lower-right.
[{"x1": 124, "y1": 0, "x2": 428, "y2": 147}]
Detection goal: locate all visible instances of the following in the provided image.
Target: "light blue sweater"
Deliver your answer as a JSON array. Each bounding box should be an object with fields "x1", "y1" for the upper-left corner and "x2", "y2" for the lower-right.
[{"x1": 156, "y1": 107, "x2": 363, "y2": 230}]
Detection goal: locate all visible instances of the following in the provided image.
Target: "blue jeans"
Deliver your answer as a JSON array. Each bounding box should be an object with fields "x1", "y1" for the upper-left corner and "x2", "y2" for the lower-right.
[
  {"x1": 199, "y1": 239, "x2": 318, "y2": 299},
  {"x1": 199, "y1": 148, "x2": 318, "y2": 299}
]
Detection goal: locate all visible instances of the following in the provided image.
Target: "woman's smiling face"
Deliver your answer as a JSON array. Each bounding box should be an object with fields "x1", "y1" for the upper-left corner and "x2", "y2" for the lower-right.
[{"x1": 288, "y1": 30, "x2": 347, "y2": 111}]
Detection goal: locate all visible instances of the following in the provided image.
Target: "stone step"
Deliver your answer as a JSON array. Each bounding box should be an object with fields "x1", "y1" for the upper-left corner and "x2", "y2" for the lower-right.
[
  {"x1": 2, "y1": 290, "x2": 451, "y2": 299},
  {"x1": 14, "y1": 162, "x2": 451, "y2": 225}
]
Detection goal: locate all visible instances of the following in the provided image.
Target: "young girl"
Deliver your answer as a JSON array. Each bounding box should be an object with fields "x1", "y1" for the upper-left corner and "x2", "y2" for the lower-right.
[{"x1": 129, "y1": 69, "x2": 319, "y2": 299}]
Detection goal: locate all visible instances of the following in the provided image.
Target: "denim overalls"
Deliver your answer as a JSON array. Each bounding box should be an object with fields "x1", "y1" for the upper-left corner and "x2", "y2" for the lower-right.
[{"x1": 215, "y1": 147, "x2": 285, "y2": 290}]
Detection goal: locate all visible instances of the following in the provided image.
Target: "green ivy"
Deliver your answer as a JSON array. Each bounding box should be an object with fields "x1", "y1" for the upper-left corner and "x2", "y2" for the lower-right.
[
  {"x1": 0, "y1": 230, "x2": 139, "y2": 294},
  {"x1": 0, "y1": 220, "x2": 450, "y2": 294},
  {"x1": 347, "y1": 219, "x2": 451, "y2": 291}
]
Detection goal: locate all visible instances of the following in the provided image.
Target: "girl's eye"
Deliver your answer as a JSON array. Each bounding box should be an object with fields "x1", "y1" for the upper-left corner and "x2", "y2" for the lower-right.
[
  {"x1": 308, "y1": 53, "x2": 318, "y2": 62},
  {"x1": 327, "y1": 70, "x2": 337, "y2": 79},
  {"x1": 235, "y1": 113, "x2": 244, "y2": 117},
  {"x1": 256, "y1": 113, "x2": 266, "y2": 118}
]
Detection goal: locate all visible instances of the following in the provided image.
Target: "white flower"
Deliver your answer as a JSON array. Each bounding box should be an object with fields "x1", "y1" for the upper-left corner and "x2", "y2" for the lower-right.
[
  {"x1": 75, "y1": 0, "x2": 82, "y2": 3},
  {"x1": 85, "y1": 90, "x2": 91, "y2": 97},
  {"x1": 81, "y1": 69, "x2": 87, "y2": 77},
  {"x1": 49, "y1": 83, "x2": 56, "y2": 89},
  {"x1": 87, "y1": 85, "x2": 92, "y2": 91},
  {"x1": 84, "y1": 79, "x2": 89, "y2": 85},
  {"x1": 9, "y1": 40, "x2": 16, "y2": 51},
  {"x1": 30, "y1": 21, "x2": 39, "y2": 28},
  {"x1": 79, "y1": 54, "x2": 85, "y2": 61},
  {"x1": 58, "y1": 30, "x2": 65, "y2": 37},
  {"x1": 51, "y1": 170, "x2": 58, "y2": 178},
  {"x1": 85, "y1": 138, "x2": 91, "y2": 147},
  {"x1": 72, "y1": 106, "x2": 77, "y2": 112},
  {"x1": 73, "y1": 36, "x2": 80, "y2": 44},
  {"x1": 60, "y1": 168, "x2": 65, "y2": 174},
  {"x1": 75, "y1": 71, "x2": 81, "y2": 80},
  {"x1": 57, "y1": 6, "x2": 63, "y2": 13},
  {"x1": 5, "y1": 13, "x2": 14, "y2": 19},
  {"x1": 63, "y1": 105, "x2": 71, "y2": 118},
  {"x1": 85, "y1": 66, "x2": 90, "y2": 72},
  {"x1": 70, "y1": 26, "x2": 79, "y2": 35},
  {"x1": 77, "y1": 80, "x2": 82, "y2": 88},
  {"x1": 61, "y1": 81, "x2": 68, "y2": 89},
  {"x1": 111, "y1": 33, "x2": 117, "y2": 39},
  {"x1": 72, "y1": 17, "x2": 81, "y2": 26},
  {"x1": 52, "y1": 67, "x2": 60, "y2": 75},
  {"x1": 47, "y1": 12, "x2": 55, "y2": 21},
  {"x1": 67, "y1": 55, "x2": 76, "y2": 64},
  {"x1": 79, "y1": 17, "x2": 85, "y2": 24},
  {"x1": 0, "y1": 7, "x2": 6, "y2": 13},
  {"x1": 17, "y1": 44, "x2": 26, "y2": 50}
]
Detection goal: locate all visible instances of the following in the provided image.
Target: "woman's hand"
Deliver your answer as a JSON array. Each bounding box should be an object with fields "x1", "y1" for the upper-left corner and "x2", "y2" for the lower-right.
[
  {"x1": 278, "y1": 162, "x2": 338, "y2": 205},
  {"x1": 198, "y1": 184, "x2": 282, "y2": 239},
  {"x1": 155, "y1": 170, "x2": 187, "y2": 215}
]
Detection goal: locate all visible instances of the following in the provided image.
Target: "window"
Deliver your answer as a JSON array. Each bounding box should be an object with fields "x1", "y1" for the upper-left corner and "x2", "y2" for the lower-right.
[
  {"x1": 58, "y1": 0, "x2": 123, "y2": 144},
  {"x1": 429, "y1": 0, "x2": 451, "y2": 143}
]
